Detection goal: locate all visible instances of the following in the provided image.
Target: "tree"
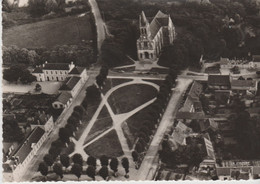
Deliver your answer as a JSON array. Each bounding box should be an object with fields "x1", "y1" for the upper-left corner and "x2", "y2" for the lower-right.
[
  {"x1": 53, "y1": 163, "x2": 63, "y2": 179},
  {"x1": 86, "y1": 165, "x2": 96, "y2": 180},
  {"x1": 100, "y1": 66, "x2": 109, "y2": 77},
  {"x1": 81, "y1": 97, "x2": 88, "y2": 110},
  {"x1": 109, "y1": 158, "x2": 119, "y2": 176},
  {"x1": 60, "y1": 154, "x2": 70, "y2": 170},
  {"x1": 96, "y1": 74, "x2": 105, "y2": 87},
  {"x1": 100, "y1": 155, "x2": 109, "y2": 166},
  {"x1": 67, "y1": 116, "x2": 80, "y2": 128},
  {"x1": 58, "y1": 128, "x2": 71, "y2": 143},
  {"x1": 140, "y1": 126, "x2": 152, "y2": 136},
  {"x1": 38, "y1": 162, "x2": 48, "y2": 180},
  {"x1": 138, "y1": 131, "x2": 149, "y2": 143},
  {"x1": 99, "y1": 166, "x2": 109, "y2": 180},
  {"x1": 48, "y1": 145, "x2": 62, "y2": 159},
  {"x1": 65, "y1": 123, "x2": 76, "y2": 135},
  {"x1": 20, "y1": 70, "x2": 36, "y2": 84},
  {"x1": 121, "y1": 157, "x2": 129, "y2": 178},
  {"x1": 132, "y1": 151, "x2": 139, "y2": 162},
  {"x1": 28, "y1": 0, "x2": 48, "y2": 17},
  {"x1": 3, "y1": 117, "x2": 25, "y2": 142},
  {"x1": 86, "y1": 156, "x2": 96, "y2": 168},
  {"x1": 72, "y1": 153, "x2": 83, "y2": 166},
  {"x1": 3, "y1": 66, "x2": 22, "y2": 82},
  {"x1": 35, "y1": 83, "x2": 42, "y2": 91},
  {"x1": 135, "y1": 140, "x2": 144, "y2": 154},
  {"x1": 43, "y1": 154, "x2": 54, "y2": 169},
  {"x1": 86, "y1": 85, "x2": 101, "y2": 101},
  {"x1": 71, "y1": 111, "x2": 81, "y2": 121},
  {"x1": 71, "y1": 164, "x2": 83, "y2": 181},
  {"x1": 74, "y1": 106, "x2": 85, "y2": 117}
]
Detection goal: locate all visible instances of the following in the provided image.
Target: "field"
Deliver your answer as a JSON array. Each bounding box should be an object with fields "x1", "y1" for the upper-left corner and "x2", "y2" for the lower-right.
[
  {"x1": 123, "y1": 104, "x2": 153, "y2": 149},
  {"x1": 84, "y1": 129, "x2": 123, "y2": 158},
  {"x1": 3, "y1": 14, "x2": 94, "y2": 48},
  {"x1": 108, "y1": 84, "x2": 158, "y2": 114},
  {"x1": 101, "y1": 78, "x2": 133, "y2": 94},
  {"x1": 84, "y1": 106, "x2": 113, "y2": 144}
]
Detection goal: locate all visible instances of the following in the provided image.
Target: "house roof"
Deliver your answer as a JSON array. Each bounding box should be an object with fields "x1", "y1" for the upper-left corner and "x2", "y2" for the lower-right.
[
  {"x1": 204, "y1": 137, "x2": 215, "y2": 159},
  {"x1": 208, "y1": 75, "x2": 230, "y2": 86},
  {"x1": 32, "y1": 67, "x2": 43, "y2": 73},
  {"x1": 188, "y1": 81, "x2": 203, "y2": 100},
  {"x1": 176, "y1": 112, "x2": 205, "y2": 120},
  {"x1": 43, "y1": 63, "x2": 70, "y2": 70},
  {"x1": 68, "y1": 66, "x2": 85, "y2": 75},
  {"x1": 252, "y1": 55, "x2": 260, "y2": 62},
  {"x1": 231, "y1": 80, "x2": 256, "y2": 88},
  {"x1": 59, "y1": 76, "x2": 81, "y2": 91},
  {"x1": 200, "y1": 119, "x2": 218, "y2": 132},
  {"x1": 56, "y1": 92, "x2": 72, "y2": 104},
  {"x1": 11, "y1": 127, "x2": 45, "y2": 164}
]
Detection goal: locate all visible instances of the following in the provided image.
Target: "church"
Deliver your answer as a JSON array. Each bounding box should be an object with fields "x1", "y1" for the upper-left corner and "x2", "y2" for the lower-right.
[{"x1": 136, "y1": 10, "x2": 176, "y2": 62}]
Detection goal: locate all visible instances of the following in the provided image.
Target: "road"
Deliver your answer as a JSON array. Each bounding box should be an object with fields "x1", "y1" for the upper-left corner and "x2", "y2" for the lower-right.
[
  {"x1": 88, "y1": 0, "x2": 106, "y2": 52},
  {"x1": 137, "y1": 78, "x2": 193, "y2": 180},
  {"x1": 20, "y1": 73, "x2": 98, "y2": 182}
]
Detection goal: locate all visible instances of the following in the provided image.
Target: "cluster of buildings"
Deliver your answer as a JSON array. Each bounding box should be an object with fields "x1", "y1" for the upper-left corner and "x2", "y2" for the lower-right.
[
  {"x1": 161, "y1": 74, "x2": 260, "y2": 180},
  {"x1": 32, "y1": 62, "x2": 88, "y2": 109},
  {"x1": 3, "y1": 62, "x2": 88, "y2": 181}
]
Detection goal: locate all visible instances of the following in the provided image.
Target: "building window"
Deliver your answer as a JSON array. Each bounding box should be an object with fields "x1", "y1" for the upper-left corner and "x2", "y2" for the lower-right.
[
  {"x1": 140, "y1": 53, "x2": 143, "y2": 59},
  {"x1": 56, "y1": 71, "x2": 57, "y2": 74},
  {"x1": 144, "y1": 42, "x2": 148, "y2": 47},
  {"x1": 51, "y1": 71, "x2": 53, "y2": 74},
  {"x1": 60, "y1": 71, "x2": 62, "y2": 74},
  {"x1": 46, "y1": 71, "x2": 48, "y2": 74}
]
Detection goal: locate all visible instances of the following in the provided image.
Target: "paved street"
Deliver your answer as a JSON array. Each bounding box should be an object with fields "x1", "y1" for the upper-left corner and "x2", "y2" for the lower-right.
[
  {"x1": 20, "y1": 72, "x2": 99, "y2": 182},
  {"x1": 89, "y1": 0, "x2": 106, "y2": 52},
  {"x1": 137, "y1": 78, "x2": 192, "y2": 180}
]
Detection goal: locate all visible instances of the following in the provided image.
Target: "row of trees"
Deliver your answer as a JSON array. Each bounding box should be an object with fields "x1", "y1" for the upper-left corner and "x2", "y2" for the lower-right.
[
  {"x1": 131, "y1": 67, "x2": 179, "y2": 168},
  {"x1": 3, "y1": 65, "x2": 36, "y2": 84},
  {"x1": 3, "y1": 44, "x2": 96, "y2": 68},
  {"x1": 38, "y1": 153, "x2": 130, "y2": 181}
]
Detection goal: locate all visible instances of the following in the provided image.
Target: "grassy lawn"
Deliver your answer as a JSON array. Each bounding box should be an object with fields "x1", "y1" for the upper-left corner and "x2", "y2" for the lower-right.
[
  {"x1": 142, "y1": 79, "x2": 163, "y2": 86},
  {"x1": 84, "y1": 106, "x2": 113, "y2": 144},
  {"x1": 84, "y1": 129, "x2": 123, "y2": 158},
  {"x1": 101, "y1": 78, "x2": 133, "y2": 95},
  {"x1": 3, "y1": 14, "x2": 94, "y2": 48},
  {"x1": 74, "y1": 99, "x2": 101, "y2": 140},
  {"x1": 123, "y1": 104, "x2": 153, "y2": 149},
  {"x1": 108, "y1": 84, "x2": 157, "y2": 114}
]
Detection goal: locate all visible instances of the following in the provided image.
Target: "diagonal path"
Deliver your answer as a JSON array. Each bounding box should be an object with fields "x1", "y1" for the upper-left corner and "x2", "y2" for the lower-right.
[{"x1": 70, "y1": 78, "x2": 160, "y2": 159}]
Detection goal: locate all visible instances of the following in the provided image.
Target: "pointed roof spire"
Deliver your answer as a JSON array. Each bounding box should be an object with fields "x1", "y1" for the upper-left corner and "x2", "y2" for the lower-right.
[{"x1": 140, "y1": 11, "x2": 147, "y2": 26}]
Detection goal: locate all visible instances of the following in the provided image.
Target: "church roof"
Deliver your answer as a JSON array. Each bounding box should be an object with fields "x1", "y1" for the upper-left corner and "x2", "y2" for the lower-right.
[
  {"x1": 32, "y1": 67, "x2": 43, "y2": 73},
  {"x1": 149, "y1": 10, "x2": 169, "y2": 39},
  {"x1": 59, "y1": 76, "x2": 81, "y2": 91},
  {"x1": 56, "y1": 92, "x2": 72, "y2": 104},
  {"x1": 43, "y1": 63, "x2": 70, "y2": 70}
]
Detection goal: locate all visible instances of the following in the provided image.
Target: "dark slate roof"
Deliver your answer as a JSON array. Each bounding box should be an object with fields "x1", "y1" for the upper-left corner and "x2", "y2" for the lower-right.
[
  {"x1": 59, "y1": 76, "x2": 81, "y2": 91},
  {"x1": 43, "y1": 63, "x2": 70, "y2": 70},
  {"x1": 56, "y1": 92, "x2": 72, "y2": 104},
  {"x1": 11, "y1": 127, "x2": 45, "y2": 164},
  {"x1": 176, "y1": 112, "x2": 205, "y2": 120},
  {"x1": 252, "y1": 55, "x2": 260, "y2": 62},
  {"x1": 231, "y1": 80, "x2": 256, "y2": 88},
  {"x1": 208, "y1": 75, "x2": 230, "y2": 86},
  {"x1": 68, "y1": 67, "x2": 85, "y2": 75},
  {"x1": 149, "y1": 11, "x2": 169, "y2": 39},
  {"x1": 32, "y1": 67, "x2": 43, "y2": 73}
]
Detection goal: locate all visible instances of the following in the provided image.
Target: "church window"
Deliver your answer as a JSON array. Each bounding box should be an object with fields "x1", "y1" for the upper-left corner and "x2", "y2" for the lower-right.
[
  {"x1": 140, "y1": 53, "x2": 143, "y2": 59},
  {"x1": 144, "y1": 42, "x2": 148, "y2": 47},
  {"x1": 144, "y1": 29, "x2": 147, "y2": 34},
  {"x1": 151, "y1": 53, "x2": 153, "y2": 58}
]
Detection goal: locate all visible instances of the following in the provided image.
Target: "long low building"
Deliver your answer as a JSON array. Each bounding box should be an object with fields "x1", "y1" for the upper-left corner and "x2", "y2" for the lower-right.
[{"x1": 3, "y1": 127, "x2": 48, "y2": 181}]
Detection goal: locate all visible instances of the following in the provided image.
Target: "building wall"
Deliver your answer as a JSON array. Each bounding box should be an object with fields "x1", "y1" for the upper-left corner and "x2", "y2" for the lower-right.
[{"x1": 43, "y1": 70, "x2": 69, "y2": 81}]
